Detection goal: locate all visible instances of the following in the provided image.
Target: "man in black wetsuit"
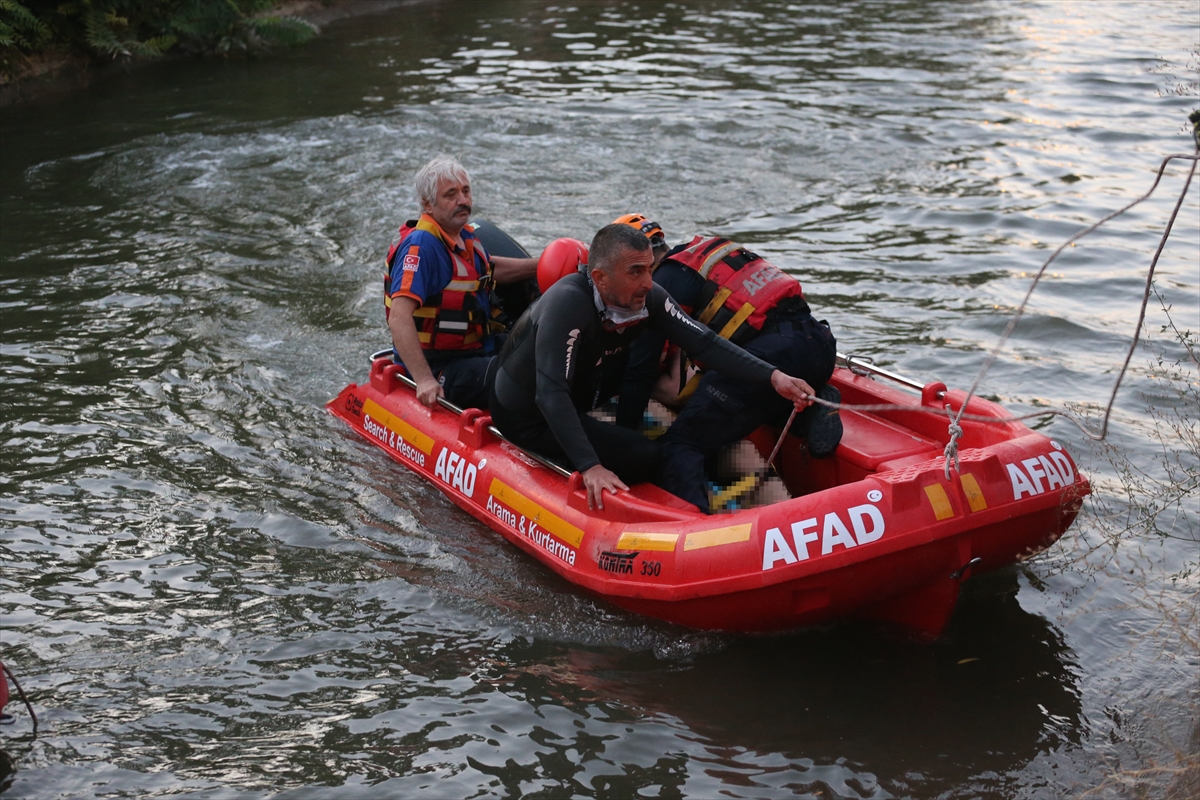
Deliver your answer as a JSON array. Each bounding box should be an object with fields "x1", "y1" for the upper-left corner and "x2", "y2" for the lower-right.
[
  {"x1": 489, "y1": 223, "x2": 817, "y2": 510},
  {"x1": 614, "y1": 222, "x2": 840, "y2": 512}
]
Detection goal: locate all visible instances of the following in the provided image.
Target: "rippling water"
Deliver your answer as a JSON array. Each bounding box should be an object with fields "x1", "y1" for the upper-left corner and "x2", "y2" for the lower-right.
[{"x1": 2, "y1": 1, "x2": 1197, "y2": 797}]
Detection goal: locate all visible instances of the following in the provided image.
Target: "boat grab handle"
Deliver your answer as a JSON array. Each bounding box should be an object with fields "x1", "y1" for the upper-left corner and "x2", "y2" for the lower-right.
[
  {"x1": 950, "y1": 557, "x2": 983, "y2": 581},
  {"x1": 372, "y1": 353, "x2": 573, "y2": 479}
]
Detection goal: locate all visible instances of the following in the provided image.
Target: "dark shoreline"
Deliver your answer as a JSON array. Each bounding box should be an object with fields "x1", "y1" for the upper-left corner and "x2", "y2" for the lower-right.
[{"x1": 0, "y1": 0, "x2": 416, "y2": 109}]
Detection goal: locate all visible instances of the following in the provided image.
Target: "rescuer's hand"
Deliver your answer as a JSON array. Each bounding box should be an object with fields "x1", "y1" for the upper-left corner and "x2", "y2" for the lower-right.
[
  {"x1": 582, "y1": 464, "x2": 628, "y2": 510},
  {"x1": 770, "y1": 370, "x2": 815, "y2": 410},
  {"x1": 415, "y1": 376, "x2": 444, "y2": 407}
]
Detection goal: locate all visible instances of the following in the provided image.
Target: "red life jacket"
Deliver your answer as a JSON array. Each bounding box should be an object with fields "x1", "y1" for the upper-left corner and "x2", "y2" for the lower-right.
[
  {"x1": 666, "y1": 235, "x2": 805, "y2": 346},
  {"x1": 383, "y1": 215, "x2": 498, "y2": 351}
]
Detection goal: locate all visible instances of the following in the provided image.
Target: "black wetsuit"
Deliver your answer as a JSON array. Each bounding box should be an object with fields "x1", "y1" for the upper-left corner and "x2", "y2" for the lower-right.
[{"x1": 489, "y1": 272, "x2": 775, "y2": 484}]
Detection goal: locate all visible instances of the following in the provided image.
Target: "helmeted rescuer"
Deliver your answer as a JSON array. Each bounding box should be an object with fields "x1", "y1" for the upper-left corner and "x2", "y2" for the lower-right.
[
  {"x1": 613, "y1": 217, "x2": 843, "y2": 512},
  {"x1": 384, "y1": 155, "x2": 537, "y2": 409},
  {"x1": 611, "y1": 213, "x2": 668, "y2": 266},
  {"x1": 488, "y1": 222, "x2": 818, "y2": 512}
]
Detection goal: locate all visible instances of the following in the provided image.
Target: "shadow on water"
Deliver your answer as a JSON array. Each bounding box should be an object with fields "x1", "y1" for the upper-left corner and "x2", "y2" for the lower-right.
[
  {"x1": 290, "y1": 558, "x2": 1083, "y2": 798},
  {"x1": 593, "y1": 573, "x2": 1081, "y2": 787}
]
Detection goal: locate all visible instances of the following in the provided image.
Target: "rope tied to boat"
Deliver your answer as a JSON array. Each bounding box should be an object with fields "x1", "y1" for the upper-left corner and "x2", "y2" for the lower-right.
[
  {"x1": 943, "y1": 409, "x2": 963, "y2": 480},
  {"x1": 801, "y1": 391, "x2": 1140, "y2": 434},
  {"x1": 812, "y1": 144, "x2": 1199, "y2": 475},
  {"x1": 942, "y1": 149, "x2": 1199, "y2": 467}
]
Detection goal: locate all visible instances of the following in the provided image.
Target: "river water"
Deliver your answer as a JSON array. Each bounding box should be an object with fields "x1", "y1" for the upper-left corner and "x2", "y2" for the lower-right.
[{"x1": 2, "y1": 1, "x2": 1197, "y2": 798}]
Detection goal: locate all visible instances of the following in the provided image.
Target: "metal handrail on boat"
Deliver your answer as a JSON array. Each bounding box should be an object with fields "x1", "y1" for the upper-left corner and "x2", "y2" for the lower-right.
[
  {"x1": 368, "y1": 349, "x2": 573, "y2": 478},
  {"x1": 837, "y1": 352, "x2": 925, "y2": 393},
  {"x1": 365, "y1": 349, "x2": 927, "y2": 477},
  {"x1": 374, "y1": 350, "x2": 923, "y2": 392}
]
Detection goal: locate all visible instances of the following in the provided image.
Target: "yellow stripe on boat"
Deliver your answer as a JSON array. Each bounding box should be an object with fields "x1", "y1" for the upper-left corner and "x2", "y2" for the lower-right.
[
  {"x1": 616, "y1": 532, "x2": 679, "y2": 552},
  {"x1": 362, "y1": 398, "x2": 435, "y2": 455},
  {"x1": 924, "y1": 483, "x2": 955, "y2": 521},
  {"x1": 959, "y1": 473, "x2": 988, "y2": 512},
  {"x1": 489, "y1": 479, "x2": 584, "y2": 548},
  {"x1": 685, "y1": 523, "x2": 753, "y2": 551}
]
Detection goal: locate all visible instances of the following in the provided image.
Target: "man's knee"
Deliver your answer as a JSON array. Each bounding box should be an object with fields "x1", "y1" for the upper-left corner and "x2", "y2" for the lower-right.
[
  {"x1": 668, "y1": 376, "x2": 772, "y2": 452},
  {"x1": 623, "y1": 439, "x2": 663, "y2": 485},
  {"x1": 586, "y1": 419, "x2": 663, "y2": 485},
  {"x1": 438, "y1": 355, "x2": 494, "y2": 409}
]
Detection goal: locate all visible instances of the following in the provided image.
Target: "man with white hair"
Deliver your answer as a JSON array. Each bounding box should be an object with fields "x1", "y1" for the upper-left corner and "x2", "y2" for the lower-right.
[{"x1": 385, "y1": 155, "x2": 537, "y2": 409}]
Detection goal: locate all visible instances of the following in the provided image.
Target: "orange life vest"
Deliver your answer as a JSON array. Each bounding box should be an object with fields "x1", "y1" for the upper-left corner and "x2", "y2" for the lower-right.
[
  {"x1": 665, "y1": 235, "x2": 804, "y2": 346},
  {"x1": 384, "y1": 216, "x2": 499, "y2": 351}
]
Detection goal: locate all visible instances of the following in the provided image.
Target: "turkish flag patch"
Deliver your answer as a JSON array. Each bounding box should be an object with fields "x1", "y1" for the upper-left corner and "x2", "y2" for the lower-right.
[{"x1": 402, "y1": 253, "x2": 420, "y2": 271}]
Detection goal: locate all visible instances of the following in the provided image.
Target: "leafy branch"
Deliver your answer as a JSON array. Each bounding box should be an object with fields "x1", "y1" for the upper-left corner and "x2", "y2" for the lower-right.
[
  {"x1": 1, "y1": 0, "x2": 317, "y2": 72},
  {"x1": 1149, "y1": 46, "x2": 1200, "y2": 98},
  {"x1": 0, "y1": 0, "x2": 49, "y2": 50}
]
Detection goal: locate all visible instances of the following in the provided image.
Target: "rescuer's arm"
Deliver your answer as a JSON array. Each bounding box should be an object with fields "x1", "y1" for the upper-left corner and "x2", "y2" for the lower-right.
[
  {"x1": 388, "y1": 296, "x2": 443, "y2": 406},
  {"x1": 491, "y1": 255, "x2": 538, "y2": 284},
  {"x1": 769, "y1": 370, "x2": 815, "y2": 409},
  {"x1": 649, "y1": 286, "x2": 814, "y2": 409}
]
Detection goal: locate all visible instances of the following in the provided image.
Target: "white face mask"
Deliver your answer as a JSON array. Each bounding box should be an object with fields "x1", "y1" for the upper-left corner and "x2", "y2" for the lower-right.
[{"x1": 592, "y1": 283, "x2": 649, "y2": 329}]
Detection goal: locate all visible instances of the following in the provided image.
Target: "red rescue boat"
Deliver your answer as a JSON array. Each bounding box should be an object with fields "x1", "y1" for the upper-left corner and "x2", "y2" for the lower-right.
[{"x1": 328, "y1": 354, "x2": 1088, "y2": 637}]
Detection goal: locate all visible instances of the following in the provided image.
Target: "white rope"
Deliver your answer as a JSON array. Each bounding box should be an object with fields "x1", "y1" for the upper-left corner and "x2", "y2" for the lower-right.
[{"x1": 943, "y1": 408, "x2": 963, "y2": 480}]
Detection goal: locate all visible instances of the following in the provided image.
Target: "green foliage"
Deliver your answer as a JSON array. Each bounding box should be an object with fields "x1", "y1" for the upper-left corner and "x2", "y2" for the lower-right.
[
  {"x1": 1, "y1": 0, "x2": 316, "y2": 64},
  {"x1": 0, "y1": 0, "x2": 50, "y2": 50},
  {"x1": 83, "y1": 6, "x2": 176, "y2": 57},
  {"x1": 247, "y1": 15, "x2": 319, "y2": 48}
]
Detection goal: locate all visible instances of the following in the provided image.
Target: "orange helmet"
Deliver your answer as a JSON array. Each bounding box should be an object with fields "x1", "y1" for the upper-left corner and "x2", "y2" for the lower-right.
[
  {"x1": 612, "y1": 214, "x2": 666, "y2": 250},
  {"x1": 537, "y1": 238, "x2": 590, "y2": 293}
]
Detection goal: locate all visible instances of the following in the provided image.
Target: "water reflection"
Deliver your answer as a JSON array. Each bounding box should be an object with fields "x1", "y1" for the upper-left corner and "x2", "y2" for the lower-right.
[
  {"x1": 394, "y1": 1, "x2": 1014, "y2": 107},
  {"x1": 185, "y1": 571, "x2": 1077, "y2": 799}
]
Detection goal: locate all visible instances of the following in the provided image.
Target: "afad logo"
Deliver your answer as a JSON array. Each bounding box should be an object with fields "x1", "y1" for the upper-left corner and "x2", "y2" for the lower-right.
[
  {"x1": 762, "y1": 501, "x2": 885, "y2": 571},
  {"x1": 1006, "y1": 443, "x2": 1075, "y2": 500},
  {"x1": 434, "y1": 447, "x2": 482, "y2": 498},
  {"x1": 740, "y1": 262, "x2": 784, "y2": 297}
]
